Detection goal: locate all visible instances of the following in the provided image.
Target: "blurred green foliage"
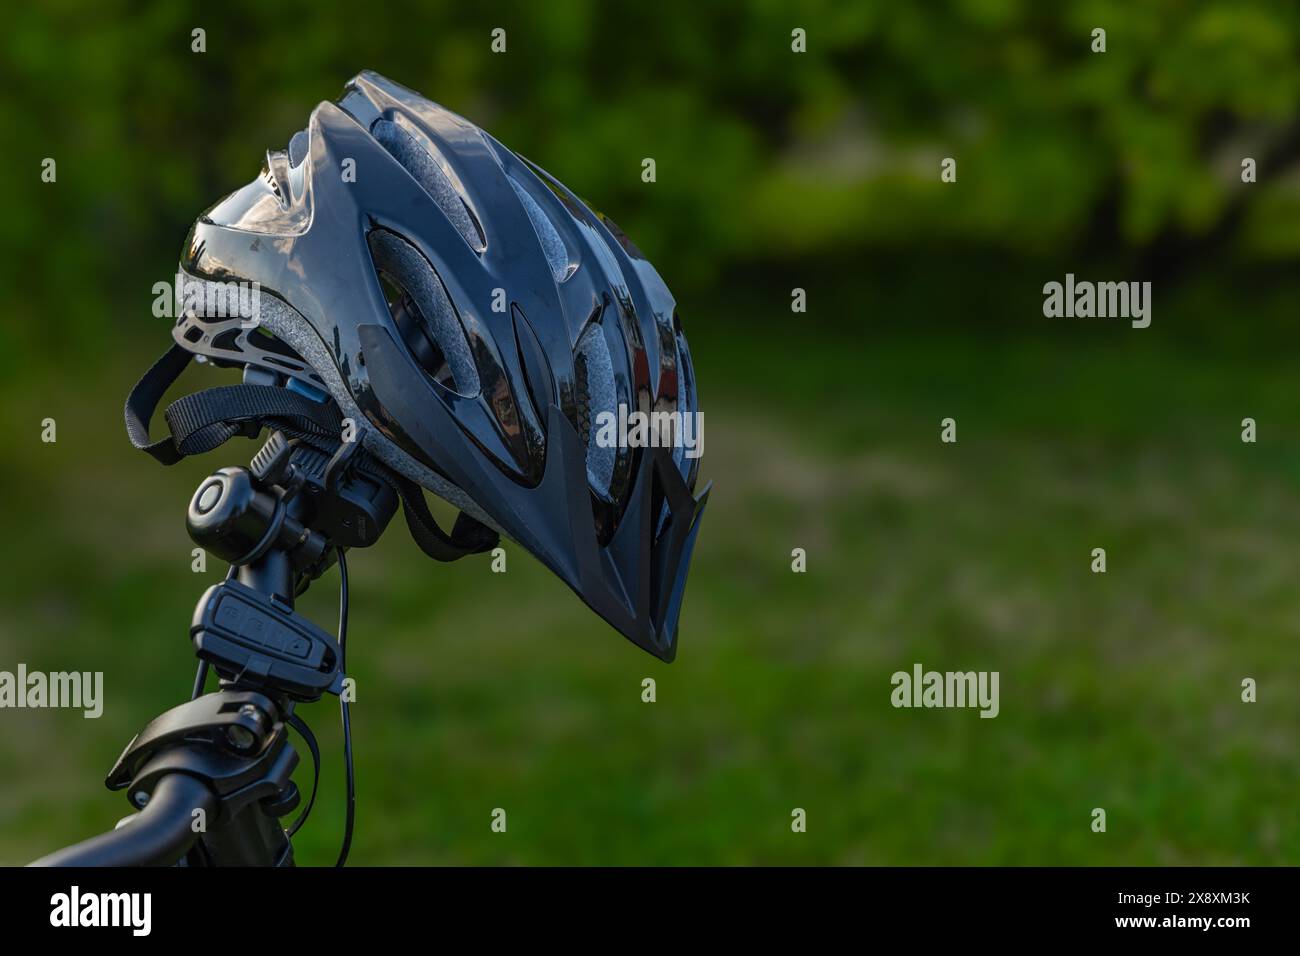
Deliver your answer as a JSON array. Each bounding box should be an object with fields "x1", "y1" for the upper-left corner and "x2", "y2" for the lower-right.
[
  {"x1": 6, "y1": 0, "x2": 1300, "y2": 369},
  {"x1": 3, "y1": 329, "x2": 1299, "y2": 865}
]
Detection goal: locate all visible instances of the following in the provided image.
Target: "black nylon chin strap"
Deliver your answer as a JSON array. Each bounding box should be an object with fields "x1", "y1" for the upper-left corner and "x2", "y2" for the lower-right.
[
  {"x1": 124, "y1": 344, "x2": 498, "y2": 562},
  {"x1": 392, "y1": 472, "x2": 500, "y2": 561},
  {"x1": 124, "y1": 344, "x2": 195, "y2": 464}
]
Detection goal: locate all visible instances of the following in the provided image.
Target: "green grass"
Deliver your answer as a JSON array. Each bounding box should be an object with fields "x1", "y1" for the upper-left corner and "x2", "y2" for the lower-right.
[{"x1": 1, "y1": 326, "x2": 1297, "y2": 865}]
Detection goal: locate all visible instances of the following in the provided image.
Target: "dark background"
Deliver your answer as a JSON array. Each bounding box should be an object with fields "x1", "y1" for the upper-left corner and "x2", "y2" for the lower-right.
[{"x1": 1, "y1": 1, "x2": 1298, "y2": 864}]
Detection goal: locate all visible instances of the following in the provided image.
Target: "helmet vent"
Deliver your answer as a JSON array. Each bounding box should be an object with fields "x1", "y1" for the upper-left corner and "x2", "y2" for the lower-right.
[
  {"x1": 371, "y1": 119, "x2": 486, "y2": 252},
  {"x1": 288, "y1": 129, "x2": 309, "y2": 168},
  {"x1": 672, "y1": 327, "x2": 698, "y2": 480},
  {"x1": 509, "y1": 177, "x2": 572, "y2": 283},
  {"x1": 574, "y1": 321, "x2": 616, "y2": 494},
  {"x1": 368, "y1": 229, "x2": 481, "y2": 398},
  {"x1": 260, "y1": 165, "x2": 283, "y2": 200}
]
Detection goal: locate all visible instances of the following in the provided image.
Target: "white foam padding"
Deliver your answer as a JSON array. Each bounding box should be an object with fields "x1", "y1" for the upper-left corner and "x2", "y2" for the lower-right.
[
  {"x1": 367, "y1": 229, "x2": 481, "y2": 398},
  {"x1": 371, "y1": 119, "x2": 484, "y2": 252}
]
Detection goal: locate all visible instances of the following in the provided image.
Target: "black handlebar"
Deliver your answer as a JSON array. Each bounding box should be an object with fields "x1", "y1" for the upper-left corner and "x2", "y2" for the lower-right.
[
  {"x1": 32, "y1": 432, "x2": 374, "y2": 867},
  {"x1": 29, "y1": 773, "x2": 217, "y2": 867}
]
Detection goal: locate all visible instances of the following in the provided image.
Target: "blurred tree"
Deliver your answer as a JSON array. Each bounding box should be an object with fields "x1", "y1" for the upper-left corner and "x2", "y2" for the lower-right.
[{"x1": 3, "y1": 0, "x2": 1300, "y2": 368}]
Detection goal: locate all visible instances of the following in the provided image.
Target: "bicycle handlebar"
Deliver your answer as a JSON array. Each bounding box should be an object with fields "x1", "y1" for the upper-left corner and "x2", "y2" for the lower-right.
[{"x1": 29, "y1": 773, "x2": 218, "y2": 867}]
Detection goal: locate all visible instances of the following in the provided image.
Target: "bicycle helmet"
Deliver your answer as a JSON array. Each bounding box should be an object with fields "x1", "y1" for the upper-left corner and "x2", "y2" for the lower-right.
[{"x1": 171, "y1": 71, "x2": 708, "y2": 661}]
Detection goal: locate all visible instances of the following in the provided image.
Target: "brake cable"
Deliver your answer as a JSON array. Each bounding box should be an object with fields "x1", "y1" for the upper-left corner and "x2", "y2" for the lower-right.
[
  {"x1": 190, "y1": 565, "x2": 239, "y2": 700},
  {"x1": 276, "y1": 547, "x2": 355, "y2": 858},
  {"x1": 285, "y1": 712, "x2": 321, "y2": 837},
  {"x1": 334, "y1": 545, "x2": 356, "y2": 867}
]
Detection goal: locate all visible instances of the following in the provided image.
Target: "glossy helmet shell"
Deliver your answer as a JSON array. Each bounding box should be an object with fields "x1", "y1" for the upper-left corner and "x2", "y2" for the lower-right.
[{"x1": 177, "y1": 71, "x2": 707, "y2": 660}]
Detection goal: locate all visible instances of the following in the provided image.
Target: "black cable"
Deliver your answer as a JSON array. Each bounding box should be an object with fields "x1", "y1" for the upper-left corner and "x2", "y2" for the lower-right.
[
  {"x1": 285, "y1": 713, "x2": 322, "y2": 838},
  {"x1": 190, "y1": 661, "x2": 209, "y2": 700},
  {"x1": 191, "y1": 565, "x2": 237, "y2": 699},
  {"x1": 334, "y1": 546, "x2": 355, "y2": 867}
]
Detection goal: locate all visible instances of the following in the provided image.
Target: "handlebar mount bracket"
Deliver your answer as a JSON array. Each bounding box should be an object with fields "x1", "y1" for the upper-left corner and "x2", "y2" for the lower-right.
[{"x1": 192, "y1": 578, "x2": 345, "y2": 702}]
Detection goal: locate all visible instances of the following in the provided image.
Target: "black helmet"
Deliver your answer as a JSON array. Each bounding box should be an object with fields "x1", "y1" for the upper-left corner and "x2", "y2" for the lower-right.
[{"x1": 171, "y1": 71, "x2": 708, "y2": 661}]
